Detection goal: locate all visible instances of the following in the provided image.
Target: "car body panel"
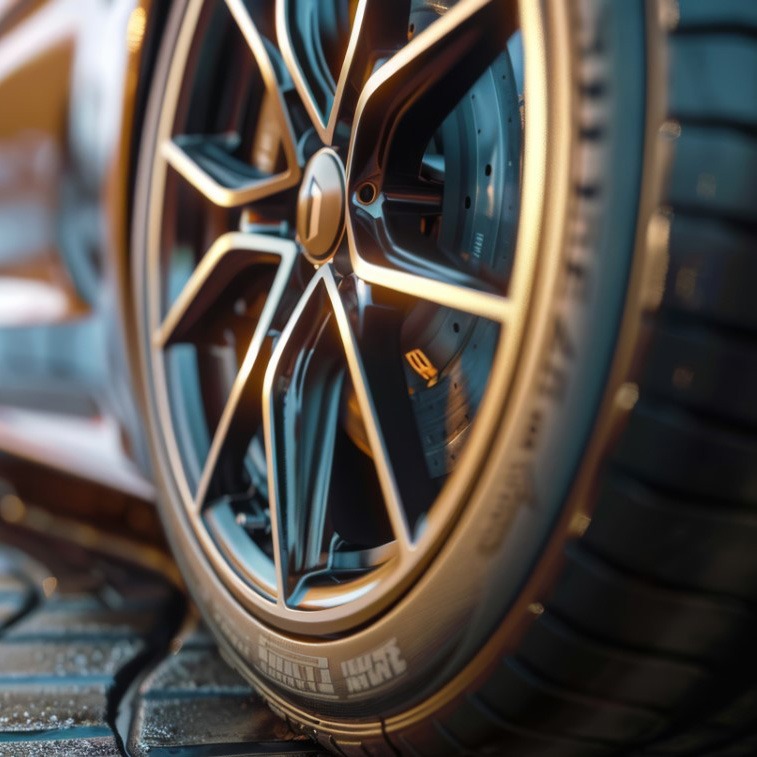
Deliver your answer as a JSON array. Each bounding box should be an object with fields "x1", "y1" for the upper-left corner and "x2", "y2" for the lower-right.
[{"x1": 0, "y1": 0, "x2": 157, "y2": 499}]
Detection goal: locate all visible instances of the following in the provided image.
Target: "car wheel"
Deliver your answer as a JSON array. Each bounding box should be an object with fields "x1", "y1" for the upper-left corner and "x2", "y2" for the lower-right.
[{"x1": 132, "y1": 1, "x2": 757, "y2": 753}]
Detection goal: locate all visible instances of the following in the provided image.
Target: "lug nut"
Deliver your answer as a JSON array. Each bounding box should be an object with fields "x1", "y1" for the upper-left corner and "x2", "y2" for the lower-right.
[{"x1": 356, "y1": 181, "x2": 377, "y2": 205}]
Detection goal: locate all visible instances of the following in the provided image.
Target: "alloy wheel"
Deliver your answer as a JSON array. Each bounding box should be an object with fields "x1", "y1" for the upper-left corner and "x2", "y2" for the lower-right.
[{"x1": 143, "y1": 0, "x2": 536, "y2": 632}]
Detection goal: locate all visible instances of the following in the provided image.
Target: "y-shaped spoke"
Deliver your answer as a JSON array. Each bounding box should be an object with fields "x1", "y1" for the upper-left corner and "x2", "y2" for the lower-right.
[
  {"x1": 263, "y1": 270, "x2": 329, "y2": 600},
  {"x1": 263, "y1": 267, "x2": 412, "y2": 603},
  {"x1": 262, "y1": 276, "x2": 346, "y2": 599},
  {"x1": 162, "y1": 0, "x2": 300, "y2": 208},
  {"x1": 323, "y1": 271, "x2": 414, "y2": 550},
  {"x1": 194, "y1": 244, "x2": 296, "y2": 511},
  {"x1": 154, "y1": 232, "x2": 297, "y2": 510},
  {"x1": 341, "y1": 0, "x2": 516, "y2": 324},
  {"x1": 347, "y1": 0, "x2": 516, "y2": 180},
  {"x1": 277, "y1": 0, "x2": 404, "y2": 145}
]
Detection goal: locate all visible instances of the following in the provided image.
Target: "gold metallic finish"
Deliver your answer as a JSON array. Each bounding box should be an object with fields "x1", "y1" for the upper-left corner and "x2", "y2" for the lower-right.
[
  {"x1": 641, "y1": 210, "x2": 671, "y2": 311},
  {"x1": 348, "y1": 250, "x2": 516, "y2": 324},
  {"x1": 658, "y1": 0, "x2": 680, "y2": 31},
  {"x1": 0, "y1": 493, "x2": 25, "y2": 523},
  {"x1": 161, "y1": 135, "x2": 297, "y2": 209},
  {"x1": 405, "y1": 348, "x2": 440, "y2": 384},
  {"x1": 126, "y1": 4, "x2": 146, "y2": 53},
  {"x1": 615, "y1": 382, "x2": 640, "y2": 412},
  {"x1": 570, "y1": 512, "x2": 592, "y2": 537},
  {"x1": 105, "y1": 0, "x2": 154, "y2": 474}
]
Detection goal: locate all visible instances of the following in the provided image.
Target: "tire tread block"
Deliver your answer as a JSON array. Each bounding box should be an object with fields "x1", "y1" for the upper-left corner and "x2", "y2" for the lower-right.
[
  {"x1": 613, "y1": 402, "x2": 757, "y2": 503},
  {"x1": 667, "y1": 127, "x2": 757, "y2": 225},
  {"x1": 663, "y1": 215, "x2": 757, "y2": 332},
  {"x1": 677, "y1": 1, "x2": 757, "y2": 31},
  {"x1": 516, "y1": 609, "x2": 707, "y2": 709},
  {"x1": 644, "y1": 323, "x2": 757, "y2": 428},
  {"x1": 670, "y1": 35, "x2": 757, "y2": 130},
  {"x1": 472, "y1": 656, "x2": 665, "y2": 743},
  {"x1": 584, "y1": 473, "x2": 757, "y2": 600},
  {"x1": 546, "y1": 543, "x2": 755, "y2": 661}
]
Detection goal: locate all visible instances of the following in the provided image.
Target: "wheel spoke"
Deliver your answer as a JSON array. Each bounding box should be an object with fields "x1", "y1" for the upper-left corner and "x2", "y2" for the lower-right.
[
  {"x1": 277, "y1": 0, "x2": 405, "y2": 145},
  {"x1": 347, "y1": 0, "x2": 516, "y2": 183},
  {"x1": 341, "y1": 0, "x2": 516, "y2": 323},
  {"x1": 275, "y1": 0, "x2": 332, "y2": 140},
  {"x1": 331, "y1": 278, "x2": 444, "y2": 539},
  {"x1": 263, "y1": 270, "x2": 333, "y2": 600},
  {"x1": 322, "y1": 270, "x2": 413, "y2": 550},
  {"x1": 163, "y1": 0, "x2": 300, "y2": 208},
  {"x1": 264, "y1": 296, "x2": 345, "y2": 597},
  {"x1": 154, "y1": 232, "x2": 297, "y2": 348},
  {"x1": 262, "y1": 267, "x2": 413, "y2": 603},
  {"x1": 347, "y1": 222, "x2": 513, "y2": 323},
  {"x1": 329, "y1": 0, "x2": 403, "y2": 143},
  {"x1": 161, "y1": 138, "x2": 294, "y2": 209},
  {"x1": 189, "y1": 237, "x2": 297, "y2": 510}
]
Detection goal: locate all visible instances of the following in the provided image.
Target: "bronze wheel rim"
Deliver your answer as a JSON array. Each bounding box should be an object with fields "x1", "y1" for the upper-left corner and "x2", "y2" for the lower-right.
[{"x1": 142, "y1": 0, "x2": 544, "y2": 634}]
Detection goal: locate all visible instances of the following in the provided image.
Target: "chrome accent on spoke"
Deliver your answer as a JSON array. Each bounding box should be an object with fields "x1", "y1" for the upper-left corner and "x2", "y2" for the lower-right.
[
  {"x1": 274, "y1": 0, "x2": 327, "y2": 143},
  {"x1": 161, "y1": 137, "x2": 297, "y2": 209},
  {"x1": 154, "y1": 232, "x2": 296, "y2": 348},
  {"x1": 161, "y1": 0, "x2": 300, "y2": 208},
  {"x1": 275, "y1": 0, "x2": 328, "y2": 141},
  {"x1": 193, "y1": 238, "x2": 297, "y2": 512},
  {"x1": 326, "y1": 0, "x2": 374, "y2": 143}
]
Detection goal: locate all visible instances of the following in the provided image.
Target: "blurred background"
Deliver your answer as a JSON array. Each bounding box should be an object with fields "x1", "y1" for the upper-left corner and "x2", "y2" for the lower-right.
[{"x1": 0, "y1": 0, "x2": 159, "y2": 540}]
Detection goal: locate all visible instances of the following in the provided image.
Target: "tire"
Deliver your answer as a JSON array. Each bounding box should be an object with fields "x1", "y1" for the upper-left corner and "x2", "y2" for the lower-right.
[{"x1": 131, "y1": 0, "x2": 757, "y2": 754}]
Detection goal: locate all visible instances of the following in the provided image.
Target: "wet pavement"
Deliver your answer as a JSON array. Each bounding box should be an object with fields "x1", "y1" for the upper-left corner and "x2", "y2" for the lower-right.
[{"x1": 0, "y1": 510, "x2": 324, "y2": 756}]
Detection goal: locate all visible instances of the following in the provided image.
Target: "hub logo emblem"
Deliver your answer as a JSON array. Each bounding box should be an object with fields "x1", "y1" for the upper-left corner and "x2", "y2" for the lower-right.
[
  {"x1": 295, "y1": 148, "x2": 346, "y2": 262},
  {"x1": 304, "y1": 177, "x2": 323, "y2": 242}
]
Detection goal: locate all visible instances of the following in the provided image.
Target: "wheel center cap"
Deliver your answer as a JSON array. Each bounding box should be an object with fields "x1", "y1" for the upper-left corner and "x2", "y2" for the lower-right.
[{"x1": 296, "y1": 148, "x2": 346, "y2": 263}]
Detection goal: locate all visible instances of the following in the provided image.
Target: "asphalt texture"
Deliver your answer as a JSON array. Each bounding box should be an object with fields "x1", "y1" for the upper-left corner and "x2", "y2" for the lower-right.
[{"x1": 0, "y1": 515, "x2": 324, "y2": 756}]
